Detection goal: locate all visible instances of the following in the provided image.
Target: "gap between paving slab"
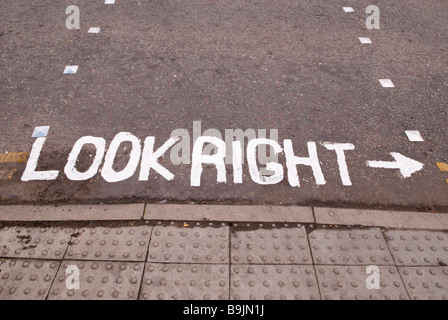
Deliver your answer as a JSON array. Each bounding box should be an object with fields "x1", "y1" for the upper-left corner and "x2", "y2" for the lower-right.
[{"x1": 0, "y1": 204, "x2": 447, "y2": 231}]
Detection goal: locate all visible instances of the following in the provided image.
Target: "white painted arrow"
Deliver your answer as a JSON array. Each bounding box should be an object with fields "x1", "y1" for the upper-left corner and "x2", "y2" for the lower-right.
[{"x1": 366, "y1": 152, "x2": 423, "y2": 178}]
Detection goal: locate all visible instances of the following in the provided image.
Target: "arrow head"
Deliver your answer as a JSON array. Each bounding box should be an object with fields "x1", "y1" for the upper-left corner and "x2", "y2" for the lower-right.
[{"x1": 390, "y1": 152, "x2": 424, "y2": 178}]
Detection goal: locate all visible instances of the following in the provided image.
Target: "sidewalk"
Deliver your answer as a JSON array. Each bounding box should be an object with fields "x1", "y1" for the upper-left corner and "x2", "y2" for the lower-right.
[{"x1": 0, "y1": 204, "x2": 447, "y2": 300}]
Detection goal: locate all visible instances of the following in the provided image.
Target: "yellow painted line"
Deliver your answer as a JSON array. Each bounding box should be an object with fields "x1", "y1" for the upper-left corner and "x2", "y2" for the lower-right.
[
  {"x1": 436, "y1": 162, "x2": 448, "y2": 184},
  {"x1": 0, "y1": 169, "x2": 16, "y2": 180},
  {"x1": 436, "y1": 162, "x2": 448, "y2": 172},
  {"x1": 0, "y1": 152, "x2": 29, "y2": 163}
]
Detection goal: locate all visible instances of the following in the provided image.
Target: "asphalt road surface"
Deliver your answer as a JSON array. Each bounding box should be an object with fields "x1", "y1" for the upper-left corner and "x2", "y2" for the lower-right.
[{"x1": 0, "y1": 0, "x2": 447, "y2": 210}]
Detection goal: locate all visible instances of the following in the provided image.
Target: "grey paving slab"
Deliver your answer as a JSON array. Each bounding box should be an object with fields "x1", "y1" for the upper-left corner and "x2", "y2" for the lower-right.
[
  {"x1": 145, "y1": 204, "x2": 314, "y2": 223},
  {"x1": 139, "y1": 263, "x2": 229, "y2": 300},
  {"x1": 399, "y1": 267, "x2": 448, "y2": 300},
  {"x1": 147, "y1": 225, "x2": 229, "y2": 263},
  {"x1": 0, "y1": 259, "x2": 60, "y2": 300},
  {"x1": 64, "y1": 226, "x2": 152, "y2": 261},
  {"x1": 316, "y1": 266, "x2": 409, "y2": 300},
  {"x1": 385, "y1": 230, "x2": 448, "y2": 266},
  {"x1": 309, "y1": 228, "x2": 394, "y2": 265},
  {"x1": 230, "y1": 265, "x2": 319, "y2": 300},
  {"x1": 231, "y1": 227, "x2": 312, "y2": 264},
  {"x1": 0, "y1": 204, "x2": 145, "y2": 221},
  {"x1": 49, "y1": 260, "x2": 144, "y2": 300},
  {"x1": 0, "y1": 226, "x2": 73, "y2": 260}
]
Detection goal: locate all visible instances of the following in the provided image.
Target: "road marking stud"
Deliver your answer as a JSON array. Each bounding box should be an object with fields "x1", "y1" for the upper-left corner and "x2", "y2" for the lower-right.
[{"x1": 405, "y1": 130, "x2": 424, "y2": 142}]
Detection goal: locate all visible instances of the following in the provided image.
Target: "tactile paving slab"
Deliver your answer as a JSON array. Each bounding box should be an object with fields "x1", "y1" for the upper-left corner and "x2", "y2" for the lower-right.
[
  {"x1": 385, "y1": 230, "x2": 448, "y2": 266},
  {"x1": 139, "y1": 263, "x2": 229, "y2": 300},
  {"x1": 0, "y1": 259, "x2": 60, "y2": 300},
  {"x1": 309, "y1": 228, "x2": 393, "y2": 265},
  {"x1": 64, "y1": 226, "x2": 152, "y2": 261},
  {"x1": 147, "y1": 226, "x2": 229, "y2": 263},
  {"x1": 0, "y1": 226, "x2": 73, "y2": 259},
  {"x1": 49, "y1": 260, "x2": 144, "y2": 300},
  {"x1": 231, "y1": 227, "x2": 311, "y2": 264},
  {"x1": 316, "y1": 266, "x2": 409, "y2": 300},
  {"x1": 230, "y1": 265, "x2": 319, "y2": 300},
  {"x1": 399, "y1": 267, "x2": 448, "y2": 300}
]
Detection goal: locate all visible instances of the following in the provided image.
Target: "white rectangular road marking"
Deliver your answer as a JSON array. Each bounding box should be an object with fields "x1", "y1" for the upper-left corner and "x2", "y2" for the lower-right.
[
  {"x1": 105, "y1": 0, "x2": 115, "y2": 4},
  {"x1": 88, "y1": 27, "x2": 101, "y2": 34},
  {"x1": 359, "y1": 37, "x2": 372, "y2": 44},
  {"x1": 63, "y1": 66, "x2": 78, "y2": 74},
  {"x1": 343, "y1": 7, "x2": 355, "y2": 13},
  {"x1": 405, "y1": 130, "x2": 424, "y2": 142},
  {"x1": 31, "y1": 126, "x2": 50, "y2": 138},
  {"x1": 379, "y1": 79, "x2": 394, "y2": 88}
]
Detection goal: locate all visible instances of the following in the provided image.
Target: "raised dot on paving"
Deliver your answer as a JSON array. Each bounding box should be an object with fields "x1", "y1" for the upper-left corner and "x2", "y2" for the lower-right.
[
  {"x1": 49, "y1": 260, "x2": 144, "y2": 300},
  {"x1": 148, "y1": 225, "x2": 229, "y2": 263},
  {"x1": 343, "y1": 7, "x2": 355, "y2": 13},
  {"x1": 399, "y1": 267, "x2": 448, "y2": 300},
  {"x1": 64, "y1": 226, "x2": 152, "y2": 261},
  {"x1": 231, "y1": 226, "x2": 312, "y2": 264},
  {"x1": 88, "y1": 27, "x2": 100, "y2": 34},
  {"x1": 231, "y1": 265, "x2": 319, "y2": 300},
  {"x1": 359, "y1": 37, "x2": 372, "y2": 44},
  {"x1": 385, "y1": 230, "x2": 448, "y2": 266},
  {"x1": 139, "y1": 263, "x2": 229, "y2": 300},
  {"x1": 405, "y1": 130, "x2": 424, "y2": 142},
  {"x1": 379, "y1": 79, "x2": 395, "y2": 88},
  {"x1": 308, "y1": 228, "x2": 394, "y2": 265},
  {"x1": 316, "y1": 266, "x2": 409, "y2": 300},
  {"x1": 0, "y1": 226, "x2": 73, "y2": 260},
  {"x1": 0, "y1": 259, "x2": 60, "y2": 300},
  {"x1": 63, "y1": 66, "x2": 78, "y2": 74}
]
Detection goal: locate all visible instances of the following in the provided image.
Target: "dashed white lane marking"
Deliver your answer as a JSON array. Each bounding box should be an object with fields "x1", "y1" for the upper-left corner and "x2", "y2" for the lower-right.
[
  {"x1": 88, "y1": 27, "x2": 101, "y2": 34},
  {"x1": 359, "y1": 37, "x2": 372, "y2": 44},
  {"x1": 105, "y1": 0, "x2": 115, "y2": 4},
  {"x1": 343, "y1": 7, "x2": 355, "y2": 13},
  {"x1": 63, "y1": 66, "x2": 78, "y2": 74},
  {"x1": 405, "y1": 130, "x2": 424, "y2": 142},
  {"x1": 31, "y1": 126, "x2": 50, "y2": 138},
  {"x1": 379, "y1": 79, "x2": 394, "y2": 88}
]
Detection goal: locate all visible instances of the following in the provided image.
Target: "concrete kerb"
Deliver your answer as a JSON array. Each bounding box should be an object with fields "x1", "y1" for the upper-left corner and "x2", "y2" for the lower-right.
[
  {"x1": 144, "y1": 204, "x2": 314, "y2": 223},
  {"x1": 314, "y1": 207, "x2": 448, "y2": 231},
  {"x1": 0, "y1": 203, "x2": 447, "y2": 230},
  {"x1": 0, "y1": 204, "x2": 145, "y2": 221}
]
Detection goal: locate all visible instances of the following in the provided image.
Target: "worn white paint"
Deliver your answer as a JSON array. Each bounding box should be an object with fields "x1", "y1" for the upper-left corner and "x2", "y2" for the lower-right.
[
  {"x1": 21, "y1": 137, "x2": 59, "y2": 181},
  {"x1": 64, "y1": 136, "x2": 106, "y2": 181},
  {"x1": 232, "y1": 140, "x2": 243, "y2": 184},
  {"x1": 139, "y1": 136, "x2": 179, "y2": 181},
  {"x1": 284, "y1": 140, "x2": 326, "y2": 187},
  {"x1": 323, "y1": 142, "x2": 355, "y2": 186},
  {"x1": 190, "y1": 136, "x2": 226, "y2": 187},
  {"x1": 101, "y1": 132, "x2": 141, "y2": 182},
  {"x1": 367, "y1": 152, "x2": 424, "y2": 178},
  {"x1": 247, "y1": 139, "x2": 284, "y2": 185}
]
